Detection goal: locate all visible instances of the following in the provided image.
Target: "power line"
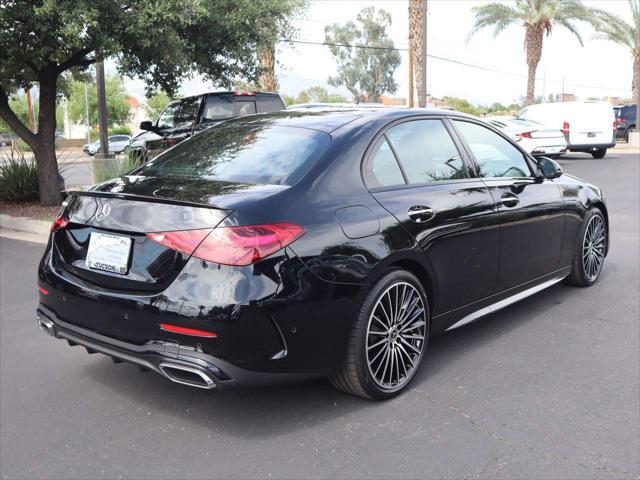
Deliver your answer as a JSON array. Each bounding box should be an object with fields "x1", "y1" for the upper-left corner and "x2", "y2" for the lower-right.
[{"x1": 279, "y1": 38, "x2": 629, "y2": 93}]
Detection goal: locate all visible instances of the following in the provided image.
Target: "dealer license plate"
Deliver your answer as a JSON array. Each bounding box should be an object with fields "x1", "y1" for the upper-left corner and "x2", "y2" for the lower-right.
[{"x1": 86, "y1": 232, "x2": 132, "y2": 275}]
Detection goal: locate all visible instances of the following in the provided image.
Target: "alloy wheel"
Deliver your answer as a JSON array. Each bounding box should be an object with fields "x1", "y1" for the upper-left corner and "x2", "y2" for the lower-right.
[
  {"x1": 366, "y1": 281, "x2": 426, "y2": 390},
  {"x1": 582, "y1": 214, "x2": 606, "y2": 281}
]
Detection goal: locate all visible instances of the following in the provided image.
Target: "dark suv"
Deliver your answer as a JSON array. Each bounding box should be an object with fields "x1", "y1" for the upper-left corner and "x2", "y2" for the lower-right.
[
  {"x1": 614, "y1": 104, "x2": 637, "y2": 142},
  {"x1": 125, "y1": 91, "x2": 285, "y2": 162}
]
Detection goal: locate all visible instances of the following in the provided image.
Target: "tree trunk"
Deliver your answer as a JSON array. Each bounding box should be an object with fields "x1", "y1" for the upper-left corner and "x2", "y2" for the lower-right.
[
  {"x1": 34, "y1": 71, "x2": 62, "y2": 206},
  {"x1": 409, "y1": 0, "x2": 426, "y2": 107},
  {"x1": 258, "y1": 46, "x2": 278, "y2": 92},
  {"x1": 633, "y1": 53, "x2": 639, "y2": 128},
  {"x1": 0, "y1": 74, "x2": 61, "y2": 206},
  {"x1": 525, "y1": 24, "x2": 544, "y2": 106}
]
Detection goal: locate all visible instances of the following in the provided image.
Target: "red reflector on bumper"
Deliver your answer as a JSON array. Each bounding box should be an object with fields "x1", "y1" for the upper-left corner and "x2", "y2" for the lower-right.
[
  {"x1": 159, "y1": 323, "x2": 218, "y2": 338},
  {"x1": 38, "y1": 286, "x2": 49, "y2": 295}
]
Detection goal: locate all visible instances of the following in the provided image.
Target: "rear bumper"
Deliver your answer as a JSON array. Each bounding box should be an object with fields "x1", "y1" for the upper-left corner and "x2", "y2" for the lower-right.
[
  {"x1": 36, "y1": 304, "x2": 317, "y2": 390},
  {"x1": 568, "y1": 142, "x2": 616, "y2": 152}
]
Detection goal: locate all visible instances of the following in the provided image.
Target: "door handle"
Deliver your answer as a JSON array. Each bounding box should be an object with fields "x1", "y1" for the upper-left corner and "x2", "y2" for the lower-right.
[
  {"x1": 500, "y1": 192, "x2": 519, "y2": 208},
  {"x1": 408, "y1": 205, "x2": 436, "y2": 223}
]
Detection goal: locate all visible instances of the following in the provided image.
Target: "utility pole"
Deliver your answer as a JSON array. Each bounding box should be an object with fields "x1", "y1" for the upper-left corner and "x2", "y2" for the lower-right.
[
  {"x1": 26, "y1": 88, "x2": 35, "y2": 132},
  {"x1": 420, "y1": 0, "x2": 427, "y2": 107},
  {"x1": 84, "y1": 82, "x2": 91, "y2": 144},
  {"x1": 95, "y1": 61, "x2": 110, "y2": 157}
]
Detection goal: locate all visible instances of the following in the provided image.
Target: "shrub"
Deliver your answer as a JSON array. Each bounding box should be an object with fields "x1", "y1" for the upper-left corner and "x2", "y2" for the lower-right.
[
  {"x1": 0, "y1": 145, "x2": 70, "y2": 202},
  {"x1": 0, "y1": 148, "x2": 39, "y2": 202},
  {"x1": 109, "y1": 125, "x2": 132, "y2": 135},
  {"x1": 91, "y1": 155, "x2": 141, "y2": 184}
]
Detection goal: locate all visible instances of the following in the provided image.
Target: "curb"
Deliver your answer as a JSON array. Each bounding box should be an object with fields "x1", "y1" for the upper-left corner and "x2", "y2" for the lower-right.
[{"x1": 0, "y1": 214, "x2": 50, "y2": 243}]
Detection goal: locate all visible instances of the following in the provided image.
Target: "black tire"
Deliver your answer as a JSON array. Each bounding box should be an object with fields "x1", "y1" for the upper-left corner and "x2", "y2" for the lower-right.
[
  {"x1": 329, "y1": 269, "x2": 430, "y2": 400},
  {"x1": 565, "y1": 207, "x2": 607, "y2": 287},
  {"x1": 624, "y1": 128, "x2": 630, "y2": 143},
  {"x1": 591, "y1": 148, "x2": 606, "y2": 159}
]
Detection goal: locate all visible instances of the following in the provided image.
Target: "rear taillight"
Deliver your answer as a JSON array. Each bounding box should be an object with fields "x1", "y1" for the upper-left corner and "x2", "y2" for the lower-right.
[
  {"x1": 613, "y1": 120, "x2": 617, "y2": 132},
  {"x1": 233, "y1": 91, "x2": 256, "y2": 96},
  {"x1": 146, "y1": 223, "x2": 305, "y2": 266},
  {"x1": 50, "y1": 215, "x2": 69, "y2": 233},
  {"x1": 520, "y1": 131, "x2": 533, "y2": 139},
  {"x1": 562, "y1": 121, "x2": 570, "y2": 136}
]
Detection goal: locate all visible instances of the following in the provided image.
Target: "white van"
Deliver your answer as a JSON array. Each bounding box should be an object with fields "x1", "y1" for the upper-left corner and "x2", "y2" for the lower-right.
[{"x1": 518, "y1": 101, "x2": 616, "y2": 158}]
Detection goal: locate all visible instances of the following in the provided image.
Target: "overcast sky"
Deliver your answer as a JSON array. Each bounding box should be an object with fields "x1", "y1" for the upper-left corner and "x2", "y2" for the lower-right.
[{"x1": 125, "y1": 0, "x2": 635, "y2": 106}]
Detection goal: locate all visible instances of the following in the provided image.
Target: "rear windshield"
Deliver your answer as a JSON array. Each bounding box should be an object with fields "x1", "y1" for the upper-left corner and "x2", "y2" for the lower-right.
[
  {"x1": 202, "y1": 96, "x2": 256, "y2": 122},
  {"x1": 133, "y1": 124, "x2": 330, "y2": 186}
]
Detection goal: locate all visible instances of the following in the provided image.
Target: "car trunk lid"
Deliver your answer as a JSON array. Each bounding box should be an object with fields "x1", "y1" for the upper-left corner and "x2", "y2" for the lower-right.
[{"x1": 51, "y1": 190, "x2": 231, "y2": 295}]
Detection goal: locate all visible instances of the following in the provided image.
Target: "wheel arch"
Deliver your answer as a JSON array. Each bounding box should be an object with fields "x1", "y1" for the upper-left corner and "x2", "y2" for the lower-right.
[{"x1": 361, "y1": 251, "x2": 439, "y2": 317}]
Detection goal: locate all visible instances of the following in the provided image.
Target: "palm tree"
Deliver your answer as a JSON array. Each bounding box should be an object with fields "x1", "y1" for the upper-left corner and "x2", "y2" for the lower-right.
[
  {"x1": 591, "y1": 0, "x2": 640, "y2": 129},
  {"x1": 409, "y1": 0, "x2": 426, "y2": 107},
  {"x1": 467, "y1": 0, "x2": 596, "y2": 105}
]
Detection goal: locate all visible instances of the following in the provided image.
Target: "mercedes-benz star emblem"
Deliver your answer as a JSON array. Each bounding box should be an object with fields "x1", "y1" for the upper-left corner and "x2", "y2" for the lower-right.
[{"x1": 95, "y1": 202, "x2": 111, "y2": 222}]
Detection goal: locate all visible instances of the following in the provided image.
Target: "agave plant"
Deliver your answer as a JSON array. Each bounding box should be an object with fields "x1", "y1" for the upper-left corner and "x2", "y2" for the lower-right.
[
  {"x1": 467, "y1": 0, "x2": 597, "y2": 105},
  {"x1": 0, "y1": 146, "x2": 39, "y2": 202}
]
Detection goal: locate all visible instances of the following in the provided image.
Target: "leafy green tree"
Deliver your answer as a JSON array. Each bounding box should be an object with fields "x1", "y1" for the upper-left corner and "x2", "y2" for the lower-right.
[
  {"x1": 443, "y1": 97, "x2": 484, "y2": 116},
  {"x1": 467, "y1": 0, "x2": 597, "y2": 106},
  {"x1": 144, "y1": 92, "x2": 172, "y2": 121},
  {"x1": 591, "y1": 0, "x2": 640, "y2": 127},
  {"x1": 0, "y1": 94, "x2": 64, "y2": 134},
  {"x1": 295, "y1": 86, "x2": 348, "y2": 104},
  {"x1": 67, "y1": 76, "x2": 131, "y2": 129},
  {"x1": 325, "y1": 7, "x2": 401, "y2": 103},
  {"x1": 0, "y1": 0, "x2": 304, "y2": 206}
]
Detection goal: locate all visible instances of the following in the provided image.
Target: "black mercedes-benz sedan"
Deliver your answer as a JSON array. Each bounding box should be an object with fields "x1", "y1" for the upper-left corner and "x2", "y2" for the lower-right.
[{"x1": 37, "y1": 108, "x2": 609, "y2": 399}]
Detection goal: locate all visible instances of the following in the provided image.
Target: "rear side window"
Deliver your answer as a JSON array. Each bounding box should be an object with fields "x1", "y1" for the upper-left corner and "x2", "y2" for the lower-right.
[
  {"x1": 370, "y1": 138, "x2": 405, "y2": 187},
  {"x1": 202, "y1": 96, "x2": 256, "y2": 122},
  {"x1": 133, "y1": 124, "x2": 330, "y2": 186},
  {"x1": 257, "y1": 96, "x2": 285, "y2": 113},
  {"x1": 385, "y1": 120, "x2": 466, "y2": 183},
  {"x1": 453, "y1": 120, "x2": 531, "y2": 178}
]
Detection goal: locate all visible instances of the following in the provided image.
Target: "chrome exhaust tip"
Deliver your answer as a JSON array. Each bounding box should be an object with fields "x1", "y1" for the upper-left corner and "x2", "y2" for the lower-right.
[
  {"x1": 37, "y1": 316, "x2": 55, "y2": 337},
  {"x1": 158, "y1": 362, "x2": 216, "y2": 389}
]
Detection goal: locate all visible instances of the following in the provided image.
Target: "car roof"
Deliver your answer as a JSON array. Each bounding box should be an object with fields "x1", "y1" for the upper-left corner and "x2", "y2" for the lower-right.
[{"x1": 223, "y1": 107, "x2": 474, "y2": 133}]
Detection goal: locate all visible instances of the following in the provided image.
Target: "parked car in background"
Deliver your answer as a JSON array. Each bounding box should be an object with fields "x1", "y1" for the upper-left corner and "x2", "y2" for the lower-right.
[
  {"x1": 518, "y1": 102, "x2": 615, "y2": 158},
  {"x1": 85, "y1": 135, "x2": 131, "y2": 156},
  {"x1": 0, "y1": 132, "x2": 17, "y2": 147},
  {"x1": 614, "y1": 104, "x2": 637, "y2": 142},
  {"x1": 124, "y1": 91, "x2": 286, "y2": 162},
  {"x1": 486, "y1": 116, "x2": 567, "y2": 158}
]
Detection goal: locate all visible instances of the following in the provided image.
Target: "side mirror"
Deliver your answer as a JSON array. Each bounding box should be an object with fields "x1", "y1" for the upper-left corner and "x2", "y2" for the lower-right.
[
  {"x1": 537, "y1": 156, "x2": 563, "y2": 180},
  {"x1": 140, "y1": 120, "x2": 155, "y2": 132}
]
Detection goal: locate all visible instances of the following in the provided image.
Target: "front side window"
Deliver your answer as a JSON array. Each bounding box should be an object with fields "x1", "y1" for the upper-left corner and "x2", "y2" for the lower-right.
[
  {"x1": 157, "y1": 102, "x2": 180, "y2": 129},
  {"x1": 385, "y1": 120, "x2": 466, "y2": 183},
  {"x1": 173, "y1": 97, "x2": 202, "y2": 128},
  {"x1": 453, "y1": 120, "x2": 531, "y2": 178},
  {"x1": 133, "y1": 124, "x2": 330, "y2": 186}
]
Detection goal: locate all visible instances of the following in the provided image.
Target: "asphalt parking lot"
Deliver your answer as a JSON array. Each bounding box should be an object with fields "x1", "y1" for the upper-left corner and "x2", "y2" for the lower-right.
[{"x1": 1, "y1": 151, "x2": 638, "y2": 479}]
